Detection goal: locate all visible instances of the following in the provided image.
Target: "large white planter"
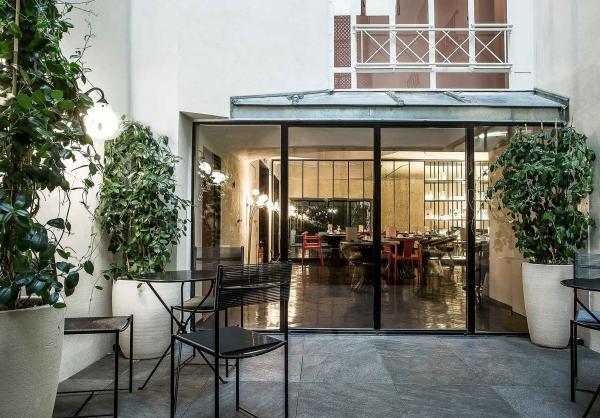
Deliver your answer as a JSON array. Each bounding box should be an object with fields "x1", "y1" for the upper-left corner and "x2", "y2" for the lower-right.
[
  {"x1": 112, "y1": 279, "x2": 181, "y2": 359},
  {"x1": 0, "y1": 304, "x2": 65, "y2": 418},
  {"x1": 522, "y1": 262, "x2": 573, "y2": 348}
]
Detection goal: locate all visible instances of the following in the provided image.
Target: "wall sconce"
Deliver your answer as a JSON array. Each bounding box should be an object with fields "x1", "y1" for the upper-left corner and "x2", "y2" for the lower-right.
[
  {"x1": 246, "y1": 189, "x2": 276, "y2": 263},
  {"x1": 83, "y1": 87, "x2": 119, "y2": 141},
  {"x1": 197, "y1": 155, "x2": 229, "y2": 196}
]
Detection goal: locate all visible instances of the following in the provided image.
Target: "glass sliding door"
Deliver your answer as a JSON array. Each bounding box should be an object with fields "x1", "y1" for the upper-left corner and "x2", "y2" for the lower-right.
[
  {"x1": 380, "y1": 128, "x2": 468, "y2": 330},
  {"x1": 193, "y1": 124, "x2": 281, "y2": 329},
  {"x1": 193, "y1": 123, "x2": 530, "y2": 333},
  {"x1": 286, "y1": 127, "x2": 374, "y2": 328},
  {"x1": 474, "y1": 126, "x2": 528, "y2": 332}
]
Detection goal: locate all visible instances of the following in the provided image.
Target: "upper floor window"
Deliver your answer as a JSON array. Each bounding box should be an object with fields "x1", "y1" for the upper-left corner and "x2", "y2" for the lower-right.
[{"x1": 333, "y1": 0, "x2": 510, "y2": 90}]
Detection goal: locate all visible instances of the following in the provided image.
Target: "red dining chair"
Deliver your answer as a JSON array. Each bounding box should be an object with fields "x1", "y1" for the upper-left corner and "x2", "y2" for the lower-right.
[
  {"x1": 302, "y1": 233, "x2": 324, "y2": 266},
  {"x1": 382, "y1": 243, "x2": 395, "y2": 280},
  {"x1": 390, "y1": 238, "x2": 423, "y2": 281}
]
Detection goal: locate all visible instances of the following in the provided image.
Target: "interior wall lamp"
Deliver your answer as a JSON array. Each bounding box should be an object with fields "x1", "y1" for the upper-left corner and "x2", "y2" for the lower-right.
[{"x1": 246, "y1": 189, "x2": 278, "y2": 263}]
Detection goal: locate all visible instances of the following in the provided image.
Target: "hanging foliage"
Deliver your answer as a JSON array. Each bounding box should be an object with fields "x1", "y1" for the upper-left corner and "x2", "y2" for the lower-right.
[
  {"x1": 96, "y1": 119, "x2": 190, "y2": 280},
  {"x1": 487, "y1": 127, "x2": 595, "y2": 264},
  {"x1": 0, "y1": 0, "x2": 100, "y2": 310}
]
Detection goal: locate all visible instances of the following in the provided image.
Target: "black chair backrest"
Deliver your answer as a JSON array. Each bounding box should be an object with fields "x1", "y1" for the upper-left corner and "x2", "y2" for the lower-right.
[
  {"x1": 574, "y1": 253, "x2": 600, "y2": 280},
  {"x1": 194, "y1": 246, "x2": 244, "y2": 270},
  {"x1": 215, "y1": 262, "x2": 292, "y2": 311}
]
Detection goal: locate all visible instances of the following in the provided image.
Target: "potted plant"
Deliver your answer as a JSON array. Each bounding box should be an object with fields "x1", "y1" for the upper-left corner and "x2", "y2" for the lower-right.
[
  {"x1": 96, "y1": 120, "x2": 189, "y2": 359},
  {"x1": 487, "y1": 127, "x2": 595, "y2": 347},
  {"x1": 0, "y1": 1, "x2": 99, "y2": 416}
]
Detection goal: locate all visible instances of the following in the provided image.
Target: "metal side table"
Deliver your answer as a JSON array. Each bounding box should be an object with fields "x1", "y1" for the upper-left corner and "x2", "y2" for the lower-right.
[{"x1": 56, "y1": 315, "x2": 133, "y2": 417}]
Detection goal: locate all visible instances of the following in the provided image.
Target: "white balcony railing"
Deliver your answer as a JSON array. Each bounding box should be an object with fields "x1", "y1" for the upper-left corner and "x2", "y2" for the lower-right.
[{"x1": 353, "y1": 24, "x2": 512, "y2": 72}]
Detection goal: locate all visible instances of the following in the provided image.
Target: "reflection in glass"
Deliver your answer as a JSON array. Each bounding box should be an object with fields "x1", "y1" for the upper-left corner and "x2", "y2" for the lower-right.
[{"x1": 287, "y1": 127, "x2": 374, "y2": 328}]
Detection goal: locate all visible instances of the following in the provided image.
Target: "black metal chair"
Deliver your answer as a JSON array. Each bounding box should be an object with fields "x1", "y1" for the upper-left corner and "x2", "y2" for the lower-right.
[
  {"x1": 571, "y1": 252, "x2": 600, "y2": 414},
  {"x1": 172, "y1": 246, "x2": 244, "y2": 326},
  {"x1": 170, "y1": 262, "x2": 292, "y2": 418}
]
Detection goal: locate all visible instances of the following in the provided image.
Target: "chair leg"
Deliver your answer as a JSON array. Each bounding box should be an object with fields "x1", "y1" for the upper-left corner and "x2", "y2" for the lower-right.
[
  {"x1": 192, "y1": 314, "x2": 197, "y2": 358},
  {"x1": 214, "y1": 351, "x2": 219, "y2": 417},
  {"x1": 284, "y1": 343, "x2": 289, "y2": 418},
  {"x1": 129, "y1": 316, "x2": 133, "y2": 393},
  {"x1": 571, "y1": 321, "x2": 576, "y2": 402},
  {"x1": 241, "y1": 304, "x2": 244, "y2": 328},
  {"x1": 225, "y1": 310, "x2": 230, "y2": 377},
  {"x1": 170, "y1": 337, "x2": 176, "y2": 418},
  {"x1": 320, "y1": 248, "x2": 324, "y2": 266},
  {"x1": 301, "y1": 248, "x2": 305, "y2": 266},
  {"x1": 235, "y1": 359, "x2": 240, "y2": 411},
  {"x1": 114, "y1": 331, "x2": 119, "y2": 418},
  {"x1": 584, "y1": 384, "x2": 600, "y2": 418}
]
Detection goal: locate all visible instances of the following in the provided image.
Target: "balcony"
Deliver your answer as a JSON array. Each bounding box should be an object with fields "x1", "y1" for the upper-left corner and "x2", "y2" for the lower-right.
[{"x1": 353, "y1": 23, "x2": 512, "y2": 73}]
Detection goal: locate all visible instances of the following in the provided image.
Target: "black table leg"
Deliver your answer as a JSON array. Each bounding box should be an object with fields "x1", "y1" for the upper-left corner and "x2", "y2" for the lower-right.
[
  {"x1": 129, "y1": 316, "x2": 133, "y2": 393},
  {"x1": 139, "y1": 344, "x2": 171, "y2": 390},
  {"x1": 170, "y1": 336, "x2": 176, "y2": 418},
  {"x1": 584, "y1": 384, "x2": 600, "y2": 417},
  {"x1": 114, "y1": 331, "x2": 119, "y2": 417}
]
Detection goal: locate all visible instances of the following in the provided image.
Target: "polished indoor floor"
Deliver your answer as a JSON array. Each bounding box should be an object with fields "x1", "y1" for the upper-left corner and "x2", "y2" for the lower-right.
[
  {"x1": 228, "y1": 263, "x2": 527, "y2": 332},
  {"x1": 54, "y1": 335, "x2": 600, "y2": 417}
]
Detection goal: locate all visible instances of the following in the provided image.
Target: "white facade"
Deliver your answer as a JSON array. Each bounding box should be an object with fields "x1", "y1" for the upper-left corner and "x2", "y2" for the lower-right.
[{"x1": 59, "y1": 0, "x2": 596, "y2": 378}]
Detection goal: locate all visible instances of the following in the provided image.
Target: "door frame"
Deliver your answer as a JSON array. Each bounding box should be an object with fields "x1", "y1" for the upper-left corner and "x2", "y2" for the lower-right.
[{"x1": 191, "y1": 120, "x2": 530, "y2": 335}]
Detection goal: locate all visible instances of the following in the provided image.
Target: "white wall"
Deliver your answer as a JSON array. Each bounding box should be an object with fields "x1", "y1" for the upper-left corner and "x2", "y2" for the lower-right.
[
  {"x1": 507, "y1": 0, "x2": 534, "y2": 89},
  {"x1": 129, "y1": 0, "x2": 331, "y2": 272},
  {"x1": 58, "y1": 0, "x2": 330, "y2": 379},
  {"x1": 533, "y1": 0, "x2": 600, "y2": 348},
  {"x1": 55, "y1": 0, "x2": 131, "y2": 380},
  {"x1": 176, "y1": 0, "x2": 330, "y2": 117}
]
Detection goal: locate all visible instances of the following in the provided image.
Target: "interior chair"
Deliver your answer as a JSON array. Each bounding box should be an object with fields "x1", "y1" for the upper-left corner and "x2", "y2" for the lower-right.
[
  {"x1": 301, "y1": 233, "x2": 324, "y2": 266},
  {"x1": 171, "y1": 246, "x2": 244, "y2": 378},
  {"x1": 475, "y1": 242, "x2": 489, "y2": 301},
  {"x1": 340, "y1": 241, "x2": 370, "y2": 290},
  {"x1": 390, "y1": 238, "x2": 423, "y2": 281},
  {"x1": 382, "y1": 243, "x2": 393, "y2": 279},
  {"x1": 170, "y1": 262, "x2": 292, "y2": 418},
  {"x1": 570, "y1": 252, "x2": 600, "y2": 410},
  {"x1": 345, "y1": 226, "x2": 358, "y2": 242}
]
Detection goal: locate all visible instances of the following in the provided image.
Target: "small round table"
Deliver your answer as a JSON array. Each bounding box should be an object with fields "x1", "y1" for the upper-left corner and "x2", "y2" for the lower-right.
[
  {"x1": 561, "y1": 278, "x2": 600, "y2": 416},
  {"x1": 120, "y1": 270, "x2": 217, "y2": 389}
]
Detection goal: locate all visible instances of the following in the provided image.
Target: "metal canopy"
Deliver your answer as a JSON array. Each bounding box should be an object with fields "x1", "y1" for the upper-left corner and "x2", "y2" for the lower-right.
[{"x1": 228, "y1": 89, "x2": 568, "y2": 125}]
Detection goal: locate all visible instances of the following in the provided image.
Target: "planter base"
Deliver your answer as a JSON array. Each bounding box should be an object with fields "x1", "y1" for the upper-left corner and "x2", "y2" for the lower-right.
[
  {"x1": 0, "y1": 304, "x2": 65, "y2": 418},
  {"x1": 112, "y1": 279, "x2": 181, "y2": 359},
  {"x1": 522, "y1": 262, "x2": 573, "y2": 348}
]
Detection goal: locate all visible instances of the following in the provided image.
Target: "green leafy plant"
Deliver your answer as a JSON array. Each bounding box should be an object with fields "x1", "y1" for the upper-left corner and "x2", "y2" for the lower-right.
[
  {"x1": 96, "y1": 119, "x2": 189, "y2": 280},
  {"x1": 0, "y1": 0, "x2": 100, "y2": 310},
  {"x1": 487, "y1": 127, "x2": 595, "y2": 264}
]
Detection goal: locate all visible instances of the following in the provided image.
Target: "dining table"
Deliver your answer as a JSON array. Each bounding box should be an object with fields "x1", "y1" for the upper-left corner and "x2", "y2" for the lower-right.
[
  {"x1": 320, "y1": 233, "x2": 347, "y2": 265},
  {"x1": 120, "y1": 269, "x2": 218, "y2": 389}
]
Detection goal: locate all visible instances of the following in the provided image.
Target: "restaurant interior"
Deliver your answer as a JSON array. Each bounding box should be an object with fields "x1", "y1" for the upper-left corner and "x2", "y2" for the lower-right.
[{"x1": 193, "y1": 124, "x2": 528, "y2": 333}]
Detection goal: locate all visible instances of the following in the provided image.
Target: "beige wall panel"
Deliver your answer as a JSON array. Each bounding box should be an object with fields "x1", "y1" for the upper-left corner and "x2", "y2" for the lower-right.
[
  {"x1": 319, "y1": 161, "x2": 333, "y2": 199},
  {"x1": 289, "y1": 161, "x2": 302, "y2": 198},
  {"x1": 394, "y1": 162, "x2": 410, "y2": 231},
  {"x1": 349, "y1": 161, "x2": 365, "y2": 199},
  {"x1": 334, "y1": 161, "x2": 349, "y2": 199},
  {"x1": 381, "y1": 161, "x2": 395, "y2": 229},
  {"x1": 410, "y1": 162, "x2": 425, "y2": 233},
  {"x1": 303, "y1": 161, "x2": 318, "y2": 198}
]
